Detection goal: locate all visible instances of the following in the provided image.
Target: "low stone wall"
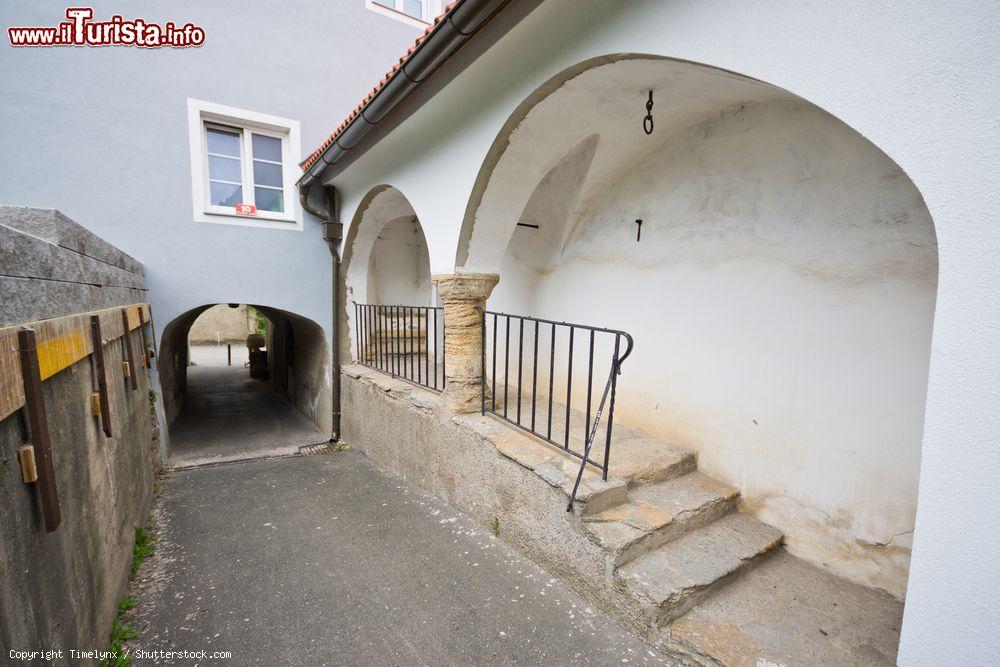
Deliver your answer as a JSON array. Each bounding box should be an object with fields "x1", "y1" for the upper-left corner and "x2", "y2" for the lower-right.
[
  {"x1": 0, "y1": 206, "x2": 146, "y2": 327},
  {"x1": 0, "y1": 208, "x2": 156, "y2": 658},
  {"x1": 341, "y1": 365, "x2": 650, "y2": 634}
]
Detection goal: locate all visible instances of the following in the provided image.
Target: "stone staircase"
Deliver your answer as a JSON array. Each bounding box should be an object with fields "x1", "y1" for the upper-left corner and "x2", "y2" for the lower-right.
[
  {"x1": 350, "y1": 364, "x2": 903, "y2": 665},
  {"x1": 579, "y1": 436, "x2": 783, "y2": 632},
  {"x1": 363, "y1": 312, "x2": 428, "y2": 360},
  {"x1": 362, "y1": 314, "x2": 443, "y2": 388},
  {"x1": 479, "y1": 395, "x2": 785, "y2": 646}
]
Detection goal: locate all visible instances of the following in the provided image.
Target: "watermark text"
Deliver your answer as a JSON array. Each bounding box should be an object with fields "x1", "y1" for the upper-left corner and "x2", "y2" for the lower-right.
[{"x1": 8, "y1": 8, "x2": 205, "y2": 48}]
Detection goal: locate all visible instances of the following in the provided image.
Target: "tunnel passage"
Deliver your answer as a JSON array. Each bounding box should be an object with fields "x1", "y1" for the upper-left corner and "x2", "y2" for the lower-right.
[{"x1": 158, "y1": 304, "x2": 331, "y2": 465}]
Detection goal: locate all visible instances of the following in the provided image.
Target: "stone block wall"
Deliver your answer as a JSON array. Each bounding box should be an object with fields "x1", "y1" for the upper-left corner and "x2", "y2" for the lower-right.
[{"x1": 0, "y1": 207, "x2": 156, "y2": 657}]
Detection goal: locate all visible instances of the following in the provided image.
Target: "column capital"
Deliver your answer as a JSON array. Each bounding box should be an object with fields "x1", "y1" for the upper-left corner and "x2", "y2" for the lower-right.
[{"x1": 432, "y1": 273, "x2": 499, "y2": 302}]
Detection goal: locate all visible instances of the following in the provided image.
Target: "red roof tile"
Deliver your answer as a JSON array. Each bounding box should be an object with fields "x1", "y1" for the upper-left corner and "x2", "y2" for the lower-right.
[{"x1": 300, "y1": 1, "x2": 461, "y2": 174}]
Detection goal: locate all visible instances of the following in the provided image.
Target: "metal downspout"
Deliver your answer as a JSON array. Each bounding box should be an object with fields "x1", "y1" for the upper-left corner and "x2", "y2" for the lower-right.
[{"x1": 300, "y1": 187, "x2": 343, "y2": 441}]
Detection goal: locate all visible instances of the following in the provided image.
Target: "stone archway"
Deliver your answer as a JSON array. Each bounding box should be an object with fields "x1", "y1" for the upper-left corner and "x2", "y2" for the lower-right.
[
  {"x1": 341, "y1": 185, "x2": 434, "y2": 365},
  {"x1": 158, "y1": 303, "x2": 331, "y2": 465},
  {"x1": 456, "y1": 54, "x2": 938, "y2": 600}
]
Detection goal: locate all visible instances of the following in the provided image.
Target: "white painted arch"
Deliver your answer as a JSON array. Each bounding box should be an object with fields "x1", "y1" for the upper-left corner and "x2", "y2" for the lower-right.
[
  {"x1": 342, "y1": 185, "x2": 434, "y2": 362},
  {"x1": 455, "y1": 53, "x2": 938, "y2": 601}
]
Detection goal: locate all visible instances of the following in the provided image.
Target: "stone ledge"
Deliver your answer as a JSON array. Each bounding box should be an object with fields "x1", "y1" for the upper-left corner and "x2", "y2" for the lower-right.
[
  {"x1": 0, "y1": 206, "x2": 143, "y2": 275},
  {"x1": 343, "y1": 364, "x2": 627, "y2": 512}
]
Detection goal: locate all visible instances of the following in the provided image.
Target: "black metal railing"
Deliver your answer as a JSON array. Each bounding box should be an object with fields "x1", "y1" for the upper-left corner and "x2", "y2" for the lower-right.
[
  {"x1": 480, "y1": 311, "x2": 633, "y2": 507},
  {"x1": 354, "y1": 302, "x2": 445, "y2": 392}
]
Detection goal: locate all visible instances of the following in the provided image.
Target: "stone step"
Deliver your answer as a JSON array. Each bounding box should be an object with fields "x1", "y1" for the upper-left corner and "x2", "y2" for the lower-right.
[
  {"x1": 582, "y1": 472, "x2": 739, "y2": 566},
  {"x1": 487, "y1": 385, "x2": 697, "y2": 496},
  {"x1": 660, "y1": 549, "x2": 903, "y2": 666},
  {"x1": 617, "y1": 512, "x2": 783, "y2": 627},
  {"x1": 363, "y1": 341, "x2": 430, "y2": 357},
  {"x1": 368, "y1": 331, "x2": 430, "y2": 344}
]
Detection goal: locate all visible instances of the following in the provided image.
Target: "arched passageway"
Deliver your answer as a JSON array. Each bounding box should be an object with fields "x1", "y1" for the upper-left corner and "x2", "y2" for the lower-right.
[
  {"x1": 341, "y1": 186, "x2": 441, "y2": 387},
  {"x1": 459, "y1": 55, "x2": 937, "y2": 600},
  {"x1": 158, "y1": 303, "x2": 331, "y2": 465}
]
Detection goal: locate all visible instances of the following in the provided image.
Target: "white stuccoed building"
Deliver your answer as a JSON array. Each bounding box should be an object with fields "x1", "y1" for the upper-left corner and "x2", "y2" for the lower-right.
[{"x1": 296, "y1": 1, "x2": 1000, "y2": 664}]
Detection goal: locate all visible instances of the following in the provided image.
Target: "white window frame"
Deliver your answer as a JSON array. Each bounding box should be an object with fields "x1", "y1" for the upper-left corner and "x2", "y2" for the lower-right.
[
  {"x1": 187, "y1": 98, "x2": 302, "y2": 231},
  {"x1": 365, "y1": 0, "x2": 444, "y2": 28}
]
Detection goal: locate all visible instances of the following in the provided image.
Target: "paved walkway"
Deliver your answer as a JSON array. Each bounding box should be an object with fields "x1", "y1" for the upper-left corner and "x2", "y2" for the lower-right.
[
  {"x1": 168, "y1": 364, "x2": 327, "y2": 467},
  {"x1": 126, "y1": 452, "x2": 673, "y2": 665}
]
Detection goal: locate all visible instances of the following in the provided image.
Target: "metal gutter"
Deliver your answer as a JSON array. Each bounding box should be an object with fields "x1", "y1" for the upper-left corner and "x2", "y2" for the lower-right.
[
  {"x1": 300, "y1": 187, "x2": 344, "y2": 441},
  {"x1": 297, "y1": 0, "x2": 513, "y2": 189}
]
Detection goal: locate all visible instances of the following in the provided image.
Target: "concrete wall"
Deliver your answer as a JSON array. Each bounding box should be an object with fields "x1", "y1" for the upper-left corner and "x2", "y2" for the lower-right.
[
  {"x1": 328, "y1": 1, "x2": 1000, "y2": 660},
  {"x1": 0, "y1": 209, "x2": 156, "y2": 656},
  {"x1": 488, "y1": 101, "x2": 936, "y2": 599},
  {"x1": 261, "y1": 306, "x2": 332, "y2": 435},
  {"x1": 188, "y1": 304, "x2": 255, "y2": 344}
]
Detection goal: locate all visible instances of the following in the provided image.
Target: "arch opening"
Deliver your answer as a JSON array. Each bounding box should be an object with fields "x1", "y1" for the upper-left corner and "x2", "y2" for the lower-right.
[
  {"x1": 341, "y1": 186, "x2": 440, "y2": 384},
  {"x1": 464, "y1": 55, "x2": 938, "y2": 600},
  {"x1": 158, "y1": 303, "x2": 331, "y2": 465}
]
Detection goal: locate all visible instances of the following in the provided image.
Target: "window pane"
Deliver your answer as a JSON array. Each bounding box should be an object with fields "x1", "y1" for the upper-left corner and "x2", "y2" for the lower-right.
[
  {"x1": 403, "y1": 0, "x2": 423, "y2": 19},
  {"x1": 210, "y1": 181, "x2": 242, "y2": 207},
  {"x1": 254, "y1": 187, "x2": 284, "y2": 213},
  {"x1": 253, "y1": 160, "x2": 282, "y2": 188},
  {"x1": 206, "y1": 127, "x2": 241, "y2": 157},
  {"x1": 251, "y1": 133, "x2": 282, "y2": 162},
  {"x1": 208, "y1": 155, "x2": 242, "y2": 183}
]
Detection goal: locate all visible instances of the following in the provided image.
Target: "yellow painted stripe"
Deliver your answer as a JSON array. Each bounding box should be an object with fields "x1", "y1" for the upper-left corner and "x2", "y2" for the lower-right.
[
  {"x1": 0, "y1": 302, "x2": 151, "y2": 421},
  {"x1": 37, "y1": 327, "x2": 90, "y2": 381}
]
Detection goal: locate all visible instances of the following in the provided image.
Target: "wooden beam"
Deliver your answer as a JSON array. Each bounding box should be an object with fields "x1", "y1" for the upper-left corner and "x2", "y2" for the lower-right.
[
  {"x1": 18, "y1": 328, "x2": 61, "y2": 532},
  {"x1": 0, "y1": 302, "x2": 151, "y2": 421}
]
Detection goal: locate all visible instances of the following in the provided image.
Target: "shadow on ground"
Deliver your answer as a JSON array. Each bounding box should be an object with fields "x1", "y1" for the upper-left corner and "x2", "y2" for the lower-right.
[{"x1": 168, "y1": 365, "x2": 327, "y2": 467}]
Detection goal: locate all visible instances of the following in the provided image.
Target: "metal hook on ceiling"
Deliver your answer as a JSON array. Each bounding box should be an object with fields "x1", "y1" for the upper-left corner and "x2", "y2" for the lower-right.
[{"x1": 643, "y1": 90, "x2": 654, "y2": 135}]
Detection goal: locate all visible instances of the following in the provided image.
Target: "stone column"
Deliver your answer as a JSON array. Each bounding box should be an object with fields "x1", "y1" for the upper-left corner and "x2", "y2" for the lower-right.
[{"x1": 432, "y1": 273, "x2": 499, "y2": 413}]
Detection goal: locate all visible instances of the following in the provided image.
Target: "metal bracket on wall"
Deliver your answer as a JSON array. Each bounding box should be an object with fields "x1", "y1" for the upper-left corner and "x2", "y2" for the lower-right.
[{"x1": 18, "y1": 328, "x2": 61, "y2": 532}]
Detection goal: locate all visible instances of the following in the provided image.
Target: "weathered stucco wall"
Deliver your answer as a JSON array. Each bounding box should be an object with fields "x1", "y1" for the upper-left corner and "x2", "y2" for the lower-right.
[
  {"x1": 0, "y1": 208, "x2": 156, "y2": 656},
  {"x1": 188, "y1": 304, "x2": 255, "y2": 344},
  {"x1": 367, "y1": 216, "x2": 433, "y2": 307},
  {"x1": 262, "y1": 307, "x2": 332, "y2": 436},
  {"x1": 489, "y1": 102, "x2": 936, "y2": 599}
]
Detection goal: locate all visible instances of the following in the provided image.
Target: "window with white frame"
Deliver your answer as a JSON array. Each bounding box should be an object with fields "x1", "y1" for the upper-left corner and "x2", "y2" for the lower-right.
[
  {"x1": 187, "y1": 99, "x2": 302, "y2": 230},
  {"x1": 366, "y1": 0, "x2": 444, "y2": 27}
]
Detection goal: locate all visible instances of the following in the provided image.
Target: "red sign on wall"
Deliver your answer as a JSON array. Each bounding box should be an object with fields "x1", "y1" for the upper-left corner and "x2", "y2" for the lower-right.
[{"x1": 235, "y1": 203, "x2": 257, "y2": 217}]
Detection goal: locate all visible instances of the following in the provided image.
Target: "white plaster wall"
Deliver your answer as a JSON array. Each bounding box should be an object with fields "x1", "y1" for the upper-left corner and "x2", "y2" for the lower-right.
[
  {"x1": 490, "y1": 101, "x2": 936, "y2": 599},
  {"x1": 367, "y1": 216, "x2": 432, "y2": 306},
  {"x1": 329, "y1": 1, "x2": 1000, "y2": 660}
]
